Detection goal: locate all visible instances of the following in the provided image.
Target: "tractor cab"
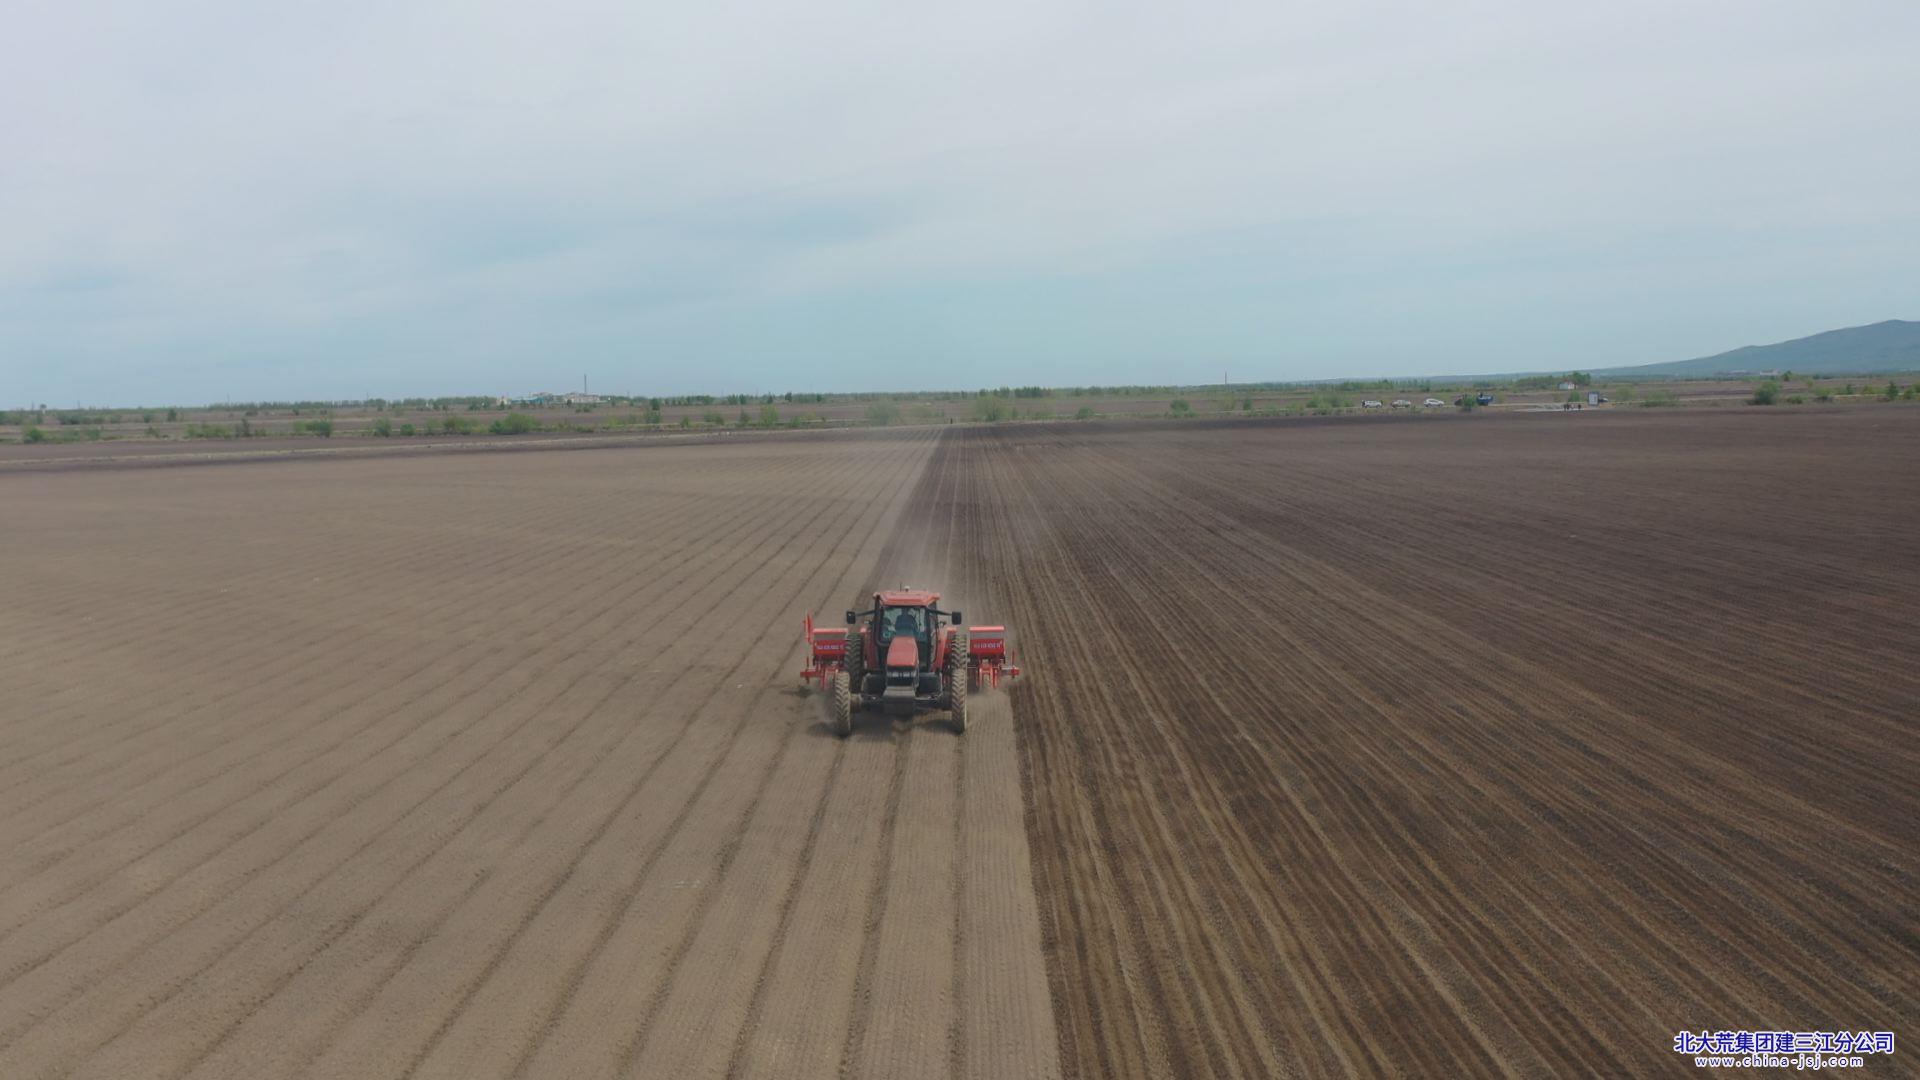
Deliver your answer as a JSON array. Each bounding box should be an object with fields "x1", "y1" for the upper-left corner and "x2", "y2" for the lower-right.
[
  {"x1": 875, "y1": 604, "x2": 929, "y2": 647},
  {"x1": 850, "y1": 589, "x2": 947, "y2": 687},
  {"x1": 877, "y1": 606, "x2": 931, "y2": 686}
]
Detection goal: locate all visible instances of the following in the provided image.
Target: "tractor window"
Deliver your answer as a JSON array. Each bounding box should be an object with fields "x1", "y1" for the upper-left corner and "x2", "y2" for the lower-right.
[{"x1": 878, "y1": 606, "x2": 927, "y2": 643}]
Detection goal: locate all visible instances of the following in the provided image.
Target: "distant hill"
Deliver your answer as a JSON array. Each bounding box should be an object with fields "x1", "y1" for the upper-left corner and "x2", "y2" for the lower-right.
[{"x1": 1604, "y1": 320, "x2": 1920, "y2": 377}]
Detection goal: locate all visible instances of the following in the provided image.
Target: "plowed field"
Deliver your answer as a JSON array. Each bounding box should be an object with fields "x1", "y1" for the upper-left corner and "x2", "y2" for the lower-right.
[
  {"x1": 938, "y1": 409, "x2": 1920, "y2": 1077},
  {"x1": 0, "y1": 429, "x2": 1054, "y2": 1080},
  {"x1": 3, "y1": 408, "x2": 1915, "y2": 1078}
]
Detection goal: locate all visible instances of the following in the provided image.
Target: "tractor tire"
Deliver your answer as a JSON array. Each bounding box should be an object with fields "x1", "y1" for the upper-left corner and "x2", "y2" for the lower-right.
[
  {"x1": 946, "y1": 629, "x2": 969, "y2": 734},
  {"x1": 844, "y1": 628, "x2": 866, "y2": 698},
  {"x1": 830, "y1": 671, "x2": 853, "y2": 737}
]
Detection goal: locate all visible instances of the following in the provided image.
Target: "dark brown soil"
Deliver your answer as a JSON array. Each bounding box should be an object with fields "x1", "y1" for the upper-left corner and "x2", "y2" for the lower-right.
[{"x1": 939, "y1": 408, "x2": 1919, "y2": 1077}]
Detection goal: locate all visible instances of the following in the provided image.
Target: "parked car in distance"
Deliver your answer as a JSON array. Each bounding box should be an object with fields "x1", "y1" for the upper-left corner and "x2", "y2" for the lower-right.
[
  {"x1": 1391, "y1": 398, "x2": 1412, "y2": 408},
  {"x1": 1423, "y1": 398, "x2": 1445, "y2": 407},
  {"x1": 1362, "y1": 399, "x2": 1384, "y2": 409}
]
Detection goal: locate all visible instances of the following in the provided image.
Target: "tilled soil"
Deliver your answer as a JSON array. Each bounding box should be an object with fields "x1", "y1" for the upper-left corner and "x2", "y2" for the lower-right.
[
  {"x1": 5, "y1": 408, "x2": 1915, "y2": 1078},
  {"x1": 0, "y1": 428, "x2": 1055, "y2": 1080},
  {"x1": 939, "y1": 409, "x2": 1919, "y2": 1077}
]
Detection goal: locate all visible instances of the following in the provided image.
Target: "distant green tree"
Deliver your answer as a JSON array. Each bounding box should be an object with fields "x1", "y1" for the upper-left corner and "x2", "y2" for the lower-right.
[
  {"x1": 1750, "y1": 381, "x2": 1779, "y2": 406},
  {"x1": 759, "y1": 403, "x2": 782, "y2": 426},
  {"x1": 370, "y1": 417, "x2": 392, "y2": 436},
  {"x1": 970, "y1": 397, "x2": 1007, "y2": 422}
]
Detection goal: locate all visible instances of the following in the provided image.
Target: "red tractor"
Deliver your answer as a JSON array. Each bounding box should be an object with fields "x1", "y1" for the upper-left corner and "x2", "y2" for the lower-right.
[{"x1": 801, "y1": 588, "x2": 1019, "y2": 736}]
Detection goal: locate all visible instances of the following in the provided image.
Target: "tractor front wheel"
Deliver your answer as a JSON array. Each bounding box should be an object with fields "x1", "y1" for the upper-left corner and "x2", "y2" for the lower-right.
[
  {"x1": 830, "y1": 671, "x2": 853, "y2": 737},
  {"x1": 946, "y1": 629, "x2": 969, "y2": 734}
]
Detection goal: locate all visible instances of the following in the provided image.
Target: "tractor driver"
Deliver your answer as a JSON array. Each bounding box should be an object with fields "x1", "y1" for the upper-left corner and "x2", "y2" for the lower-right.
[{"x1": 891, "y1": 607, "x2": 921, "y2": 641}]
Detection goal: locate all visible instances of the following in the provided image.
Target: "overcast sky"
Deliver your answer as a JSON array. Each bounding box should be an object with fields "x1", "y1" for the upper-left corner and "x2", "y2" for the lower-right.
[{"x1": 4, "y1": 0, "x2": 1917, "y2": 404}]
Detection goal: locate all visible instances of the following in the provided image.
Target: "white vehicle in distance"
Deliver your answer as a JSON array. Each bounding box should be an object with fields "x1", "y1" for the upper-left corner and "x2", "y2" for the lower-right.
[
  {"x1": 1423, "y1": 398, "x2": 1445, "y2": 407},
  {"x1": 1391, "y1": 398, "x2": 1412, "y2": 408},
  {"x1": 1362, "y1": 399, "x2": 1384, "y2": 409}
]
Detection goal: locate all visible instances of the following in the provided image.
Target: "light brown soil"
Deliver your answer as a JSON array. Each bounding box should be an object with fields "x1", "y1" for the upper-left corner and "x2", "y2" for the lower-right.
[{"x1": 0, "y1": 428, "x2": 1056, "y2": 1080}]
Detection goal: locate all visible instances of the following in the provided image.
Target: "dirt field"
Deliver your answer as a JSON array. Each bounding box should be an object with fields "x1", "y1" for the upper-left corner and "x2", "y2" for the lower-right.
[
  {"x1": 0, "y1": 429, "x2": 1055, "y2": 1080},
  {"x1": 940, "y1": 410, "x2": 1920, "y2": 1076},
  {"x1": 3, "y1": 409, "x2": 1915, "y2": 1077}
]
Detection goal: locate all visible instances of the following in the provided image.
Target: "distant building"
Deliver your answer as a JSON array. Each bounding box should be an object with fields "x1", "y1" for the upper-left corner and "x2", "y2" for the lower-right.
[
  {"x1": 501, "y1": 391, "x2": 584, "y2": 405},
  {"x1": 1558, "y1": 381, "x2": 1576, "y2": 391},
  {"x1": 500, "y1": 390, "x2": 603, "y2": 406}
]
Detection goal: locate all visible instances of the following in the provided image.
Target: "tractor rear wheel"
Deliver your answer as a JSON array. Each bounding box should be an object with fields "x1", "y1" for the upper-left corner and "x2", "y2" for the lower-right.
[
  {"x1": 830, "y1": 671, "x2": 853, "y2": 737},
  {"x1": 843, "y1": 628, "x2": 865, "y2": 698},
  {"x1": 946, "y1": 629, "x2": 969, "y2": 734}
]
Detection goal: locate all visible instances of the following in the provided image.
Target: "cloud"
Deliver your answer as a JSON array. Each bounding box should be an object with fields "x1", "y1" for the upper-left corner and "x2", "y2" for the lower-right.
[{"x1": 3, "y1": 0, "x2": 1917, "y2": 402}]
